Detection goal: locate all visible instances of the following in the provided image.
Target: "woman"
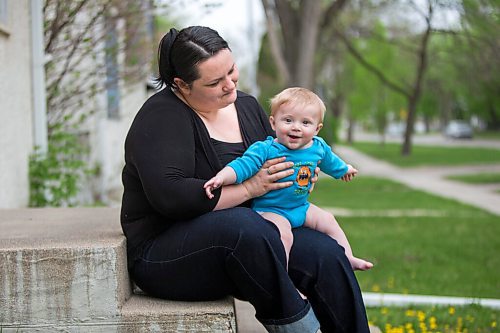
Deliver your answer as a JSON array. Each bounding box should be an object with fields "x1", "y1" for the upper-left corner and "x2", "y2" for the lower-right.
[{"x1": 121, "y1": 26, "x2": 370, "y2": 333}]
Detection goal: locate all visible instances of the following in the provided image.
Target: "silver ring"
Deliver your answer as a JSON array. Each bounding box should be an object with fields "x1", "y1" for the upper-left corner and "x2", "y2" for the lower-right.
[{"x1": 267, "y1": 168, "x2": 272, "y2": 175}]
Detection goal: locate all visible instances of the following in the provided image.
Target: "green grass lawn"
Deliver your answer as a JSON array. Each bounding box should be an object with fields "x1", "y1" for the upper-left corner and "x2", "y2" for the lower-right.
[
  {"x1": 310, "y1": 176, "x2": 500, "y2": 331},
  {"x1": 310, "y1": 176, "x2": 490, "y2": 214},
  {"x1": 309, "y1": 177, "x2": 500, "y2": 298},
  {"x1": 310, "y1": 142, "x2": 500, "y2": 331},
  {"x1": 366, "y1": 304, "x2": 499, "y2": 333},
  {"x1": 348, "y1": 142, "x2": 500, "y2": 167},
  {"x1": 475, "y1": 131, "x2": 500, "y2": 140},
  {"x1": 446, "y1": 172, "x2": 500, "y2": 184}
]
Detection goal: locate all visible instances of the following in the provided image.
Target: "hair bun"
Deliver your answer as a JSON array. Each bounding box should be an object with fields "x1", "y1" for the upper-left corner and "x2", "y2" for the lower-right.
[
  {"x1": 156, "y1": 28, "x2": 179, "y2": 89},
  {"x1": 165, "y1": 28, "x2": 179, "y2": 50}
]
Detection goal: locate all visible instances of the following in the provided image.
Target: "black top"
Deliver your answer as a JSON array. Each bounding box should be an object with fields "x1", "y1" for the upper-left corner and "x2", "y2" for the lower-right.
[
  {"x1": 211, "y1": 138, "x2": 246, "y2": 167},
  {"x1": 120, "y1": 88, "x2": 274, "y2": 265}
]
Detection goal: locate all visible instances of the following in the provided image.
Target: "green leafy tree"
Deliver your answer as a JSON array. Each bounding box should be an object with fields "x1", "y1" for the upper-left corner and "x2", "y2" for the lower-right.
[
  {"x1": 412, "y1": 0, "x2": 499, "y2": 131},
  {"x1": 455, "y1": 0, "x2": 500, "y2": 129},
  {"x1": 339, "y1": 21, "x2": 407, "y2": 143}
]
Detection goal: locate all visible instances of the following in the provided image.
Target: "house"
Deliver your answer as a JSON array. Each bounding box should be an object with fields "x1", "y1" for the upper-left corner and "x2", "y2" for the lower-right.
[
  {"x1": 0, "y1": 0, "x2": 154, "y2": 208},
  {"x1": 0, "y1": 1, "x2": 40, "y2": 208}
]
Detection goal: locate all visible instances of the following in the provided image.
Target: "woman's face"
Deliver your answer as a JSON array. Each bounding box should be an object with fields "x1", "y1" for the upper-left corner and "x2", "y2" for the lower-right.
[{"x1": 181, "y1": 49, "x2": 239, "y2": 112}]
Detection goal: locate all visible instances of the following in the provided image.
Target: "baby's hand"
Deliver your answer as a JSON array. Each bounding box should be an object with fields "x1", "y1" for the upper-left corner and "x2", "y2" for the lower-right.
[
  {"x1": 341, "y1": 164, "x2": 358, "y2": 182},
  {"x1": 204, "y1": 177, "x2": 224, "y2": 199}
]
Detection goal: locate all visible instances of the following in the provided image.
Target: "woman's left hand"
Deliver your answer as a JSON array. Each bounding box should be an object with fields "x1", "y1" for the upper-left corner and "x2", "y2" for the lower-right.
[{"x1": 242, "y1": 157, "x2": 294, "y2": 199}]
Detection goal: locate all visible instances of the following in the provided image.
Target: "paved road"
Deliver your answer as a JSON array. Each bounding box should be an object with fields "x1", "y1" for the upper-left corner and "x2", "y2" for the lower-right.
[{"x1": 236, "y1": 139, "x2": 500, "y2": 332}]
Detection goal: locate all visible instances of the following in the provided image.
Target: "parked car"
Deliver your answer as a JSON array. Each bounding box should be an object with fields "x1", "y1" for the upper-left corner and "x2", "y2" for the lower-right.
[{"x1": 444, "y1": 120, "x2": 473, "y2": 139}]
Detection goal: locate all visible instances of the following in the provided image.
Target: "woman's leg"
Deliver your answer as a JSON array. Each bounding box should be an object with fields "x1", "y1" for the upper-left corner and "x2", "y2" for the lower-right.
[
  {"x1": 132, "y1": 207, "x2": 318, "y2": 331},
  {"x1": 288, "y1": 227, "x2": 370, "y2": 333}
]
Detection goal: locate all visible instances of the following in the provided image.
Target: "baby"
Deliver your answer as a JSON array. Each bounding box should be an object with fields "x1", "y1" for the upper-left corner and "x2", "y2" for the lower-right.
[{"x1": 204, "y1": 87, "x2": 373, "y2": 271}]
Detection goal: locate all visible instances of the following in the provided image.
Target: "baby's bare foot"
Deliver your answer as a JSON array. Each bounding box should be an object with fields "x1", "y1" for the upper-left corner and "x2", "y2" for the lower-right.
[{"x1": 350, "y1": 257, "x2": 373, "y2": 271}]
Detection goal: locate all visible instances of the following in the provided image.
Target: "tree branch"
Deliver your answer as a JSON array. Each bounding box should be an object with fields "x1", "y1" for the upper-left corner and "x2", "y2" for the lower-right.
[
  {"x1": 46, "y1": 2, "x2": 111, "y2": 108},
  {"x1": 261, "y1": 0, "x2": 290, "y2": 83},
  {"x1": 45, "y1": 0, "x2": 89, "y2": 53},
  {"x1": 335, "y1": 29, "x2": 410, "y2": 98},
  {"x1": 320, "y1": 0, "x2": 348, "y2": 29}
]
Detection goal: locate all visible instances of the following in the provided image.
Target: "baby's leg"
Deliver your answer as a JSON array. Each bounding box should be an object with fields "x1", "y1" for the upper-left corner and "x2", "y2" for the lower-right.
[
  {"x1": 260, "y1": 212, "x2": 306, "y2": 299},
  {"x1": 305, "y1": 204, "x2": 373, "y2": 271},
  {"x1": 259, "y1": 212, "x2": 294, "y2": 267}
]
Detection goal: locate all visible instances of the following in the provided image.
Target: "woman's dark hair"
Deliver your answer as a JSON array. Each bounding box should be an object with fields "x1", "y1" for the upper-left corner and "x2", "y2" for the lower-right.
[{"x1": 155, "y1": 26, "x2": 230, "y2": 90}]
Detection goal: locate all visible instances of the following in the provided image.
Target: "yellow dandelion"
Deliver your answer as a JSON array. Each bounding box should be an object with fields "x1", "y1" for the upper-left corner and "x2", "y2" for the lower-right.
[
  {"x1": 406, "y1": 309, "x2": 416, "y2": 317},
  {"x1": 429, "y1": 316, "x2": 437, "y2": 330},
  {"x1": 392, "y1": 326, "x2": 404, "y2": 333},
  {"x1": 381, "y1": 307, "x2": 389, "y2": 315},
  {"x1": 448, "y1": 306, "x2": 455, "y2": 315},
  {"x1": 492, "y1": 320, "x2": 497, "y2": 328},
  {"x1": 418, "y1": 310, "x2": 426, "y2": 322}
]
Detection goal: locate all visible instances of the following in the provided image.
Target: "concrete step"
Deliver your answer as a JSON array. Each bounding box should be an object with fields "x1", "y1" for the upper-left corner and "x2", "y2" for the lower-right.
[
  {"x1": 0, "y1": 208, "x2": 236, "y2": 332},
  {"x1": 120, "y1": 294, "x2": 236, "y2": 332}
]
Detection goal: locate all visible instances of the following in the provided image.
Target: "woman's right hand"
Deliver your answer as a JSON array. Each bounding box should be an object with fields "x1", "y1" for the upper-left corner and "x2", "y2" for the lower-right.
[{"x1": 242, "y1": 157, "x2": 294, "y2": 199}]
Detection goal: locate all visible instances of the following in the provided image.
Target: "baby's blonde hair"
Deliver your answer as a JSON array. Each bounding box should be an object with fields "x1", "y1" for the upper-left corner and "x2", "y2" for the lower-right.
[{"x1": 270, "y1": 87, "x2": 326, "y2": 121}]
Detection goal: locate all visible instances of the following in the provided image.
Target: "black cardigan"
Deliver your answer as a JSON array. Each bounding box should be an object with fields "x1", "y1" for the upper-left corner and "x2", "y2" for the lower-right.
[{"x1": 120, "y1": 89, "x2": 274, "y2": 263}]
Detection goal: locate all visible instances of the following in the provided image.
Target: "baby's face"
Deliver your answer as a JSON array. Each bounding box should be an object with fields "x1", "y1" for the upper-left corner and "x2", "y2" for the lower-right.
[{"x1": 270, "y1": 103, "x2": 323, "y2": 150}]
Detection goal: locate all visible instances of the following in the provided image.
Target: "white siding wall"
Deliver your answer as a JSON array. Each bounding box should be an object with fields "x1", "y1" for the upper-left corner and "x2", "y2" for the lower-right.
[
  {"x1": 0, "y1": 1, "x2": 34, "y2": 208},
  {"x1": 89, "y1": 82, "x2": 146, "y2": 204}
]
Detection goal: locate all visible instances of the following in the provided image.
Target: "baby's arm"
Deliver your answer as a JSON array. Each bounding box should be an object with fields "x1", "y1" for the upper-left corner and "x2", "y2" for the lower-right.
[
  {"x1": 340, "y1": 164, "x2": 358, "y2": 182},
  {"x1": 204, "y1": 167, "x2": 237, "y2": 199}
]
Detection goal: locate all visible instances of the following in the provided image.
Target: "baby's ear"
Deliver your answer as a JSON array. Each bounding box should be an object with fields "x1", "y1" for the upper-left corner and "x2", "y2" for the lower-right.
[
  {"x1": 269, "y1": 116, "x2": 277, "y2": 131},
  {"x1": 316, "y1": 122, "x2": 323, "y2": 133}
]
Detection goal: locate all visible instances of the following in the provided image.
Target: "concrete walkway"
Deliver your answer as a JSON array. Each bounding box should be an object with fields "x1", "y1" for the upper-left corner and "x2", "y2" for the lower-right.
[{"x1": 236, "y1": 143, "x2": 500, "y2": 332}]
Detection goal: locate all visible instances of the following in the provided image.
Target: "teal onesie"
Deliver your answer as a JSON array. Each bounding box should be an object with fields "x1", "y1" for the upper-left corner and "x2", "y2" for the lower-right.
[{"x1": 227, "y1": 136, "x2": 348, "y2": 227}]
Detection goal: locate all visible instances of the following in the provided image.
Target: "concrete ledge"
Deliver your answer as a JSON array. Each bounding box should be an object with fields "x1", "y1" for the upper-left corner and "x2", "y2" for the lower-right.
[
  {"x1": 0, "y1": 208, "x2": 236, "y2": 332},
  {"x1": 120, "y1": 295, "x2": 236, "y2": 332}
]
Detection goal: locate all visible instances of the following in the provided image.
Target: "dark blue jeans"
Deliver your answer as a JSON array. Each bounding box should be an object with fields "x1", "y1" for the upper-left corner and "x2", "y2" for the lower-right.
[{"x1": 132, "y1": 207, "x2": 369, "y2": 333}]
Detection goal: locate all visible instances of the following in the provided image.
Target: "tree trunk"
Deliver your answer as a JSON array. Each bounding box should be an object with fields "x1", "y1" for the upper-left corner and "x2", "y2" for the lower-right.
[
  {"x1": 292, "y1": 1, "x2": 322, "y2": 88},
  {"x1": 487, "y1": 102, "x2": 500, "y2": 130},
  {"x1": 347, "y1": 114, "x2": 355, "y2": 144},
  {"x1": 261, "y1": 0, "x2": 347, "y2": 88},
  {"x1": 401, "y1": 3, "x2": 433, "y2": 156},
  {"x1": 262, "y1": 0, "x2": 290, "y2": 83}
]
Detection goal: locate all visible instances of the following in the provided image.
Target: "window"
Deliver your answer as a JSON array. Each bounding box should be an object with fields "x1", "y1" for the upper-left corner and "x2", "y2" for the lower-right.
[
  {"x1": 0, "y1": 0, "x2": 9, "y2": 36},
  {"x1": 105, "y1": 15, "x2": 120, "y2": 119}
]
